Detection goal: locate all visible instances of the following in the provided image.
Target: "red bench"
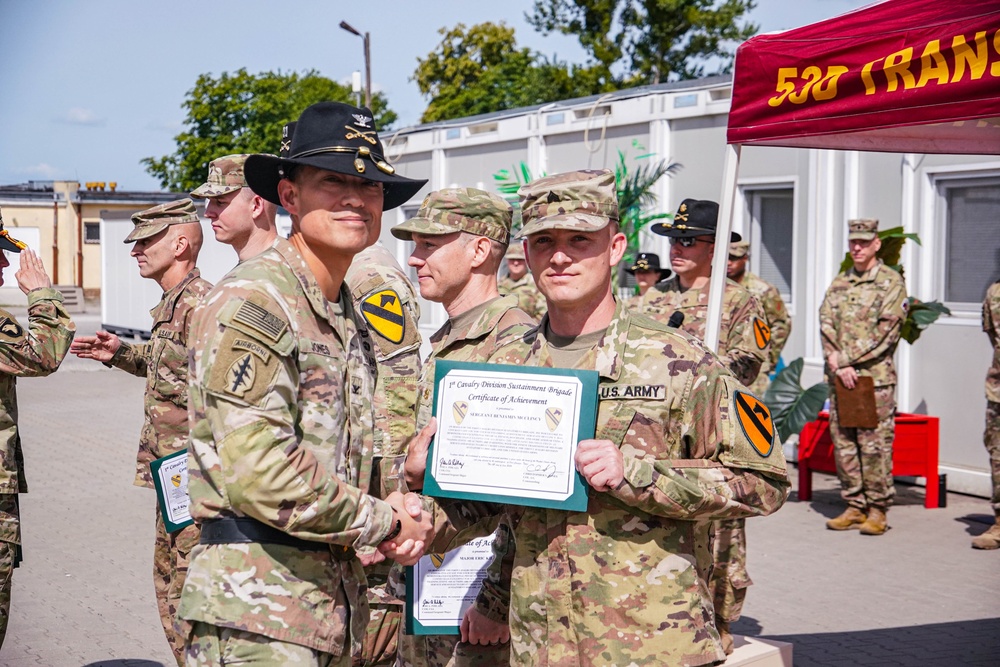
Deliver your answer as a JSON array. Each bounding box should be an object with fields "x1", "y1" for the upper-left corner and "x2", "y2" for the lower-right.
[{"x1": 797, "y1": 412, "x2": 941, "y2": 509}]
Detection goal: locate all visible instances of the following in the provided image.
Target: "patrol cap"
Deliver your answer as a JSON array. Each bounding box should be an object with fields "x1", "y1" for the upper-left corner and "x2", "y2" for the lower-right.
[
  {"x1": 516, "y1": 169, "x2": 619, "y2": 238},
  {"x1": 651, "y1": 198, "x2": 741, "y2": 242},
  {"x1": 847, "y1": 218, "x2": 879, "y2": 241},
  {"x1": 125, "y1": 199, "x2": 199, "y2": 243},
  {"x1": 190, "y1": 154, "x2": 250, "y2": 199},
  {"x1": 729, "y1": 241, "x2": 750, "y2": 258},
  {"x1": 391, "y1": 188, "x2": 512, "y2": 243},
  {"x1": 504, "y1": 244, "x2": 525, "y2": 260},
  {"x1": 0, "y1": 209, "x2": 27, "y2": 253}
]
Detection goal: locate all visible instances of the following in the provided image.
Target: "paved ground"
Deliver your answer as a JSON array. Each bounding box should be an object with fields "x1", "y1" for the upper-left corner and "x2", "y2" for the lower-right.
[{"x1": 0, "y1": 311, "x2": 997, "y2": 666}]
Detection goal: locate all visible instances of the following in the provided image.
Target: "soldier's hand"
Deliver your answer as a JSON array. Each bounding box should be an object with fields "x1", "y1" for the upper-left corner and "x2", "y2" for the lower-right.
[
  {"x1": 575, "y1": 439, "x2": 624, "y2": 492},
  {"x1": 460, "y1": 607, "x2": 509, "y2": 645},
  {"x1": 356, "y1": 545, "x2": 385, "y2": 567},
  {"x1": 380, "y1": 491, "x2": 433, "y2": 566},
  {"x1": 836, "y1": 366, "x2": 858, "y2": 389},
  {"x1": 70, "y1": 330, "x2": 122, "y2": 362},
  {"x1": 15, "y1": 249, "x2": 51, "y2": 294},
  {"x1": 404, "y1": 418, "x2": 437, "y2": 491},
  {"x1": 827, "y1": 352, "x2": 839, "y2": 372}
]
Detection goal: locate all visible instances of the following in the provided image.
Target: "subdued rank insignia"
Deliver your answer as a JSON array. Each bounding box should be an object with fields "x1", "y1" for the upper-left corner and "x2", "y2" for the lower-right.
[
  {"x1": 170, "y1": 474, "x2": 182, "y2": 488},
  {"x1": 545, "y1": 407, "x2": 562, "y2": 432},
  {"x1": 361, "y1": 289, "x2": 405, "y2": 343},
  {"x1": 0, "y1": 317, "x2": 24, "y2": 339},
  {"x1": 225, "y1": 353, "x2": 257, "y2": 397},
  {"x1": 429, "y1": 553, "x2": 445, "y2": 568},
  {"x1": 452, "y1": 401, "x2": 468, "y2": 425},
  {"x1": 753, "y1": 317, "x2": 771, "y2": 349},
  {"x1": 734, "y1": 391, "x2": 774, "y2": 457}
]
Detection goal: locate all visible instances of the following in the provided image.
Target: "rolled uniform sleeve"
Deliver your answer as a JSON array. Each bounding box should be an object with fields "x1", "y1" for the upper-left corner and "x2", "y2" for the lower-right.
[
  {"x1": 0, "y1": 288, "x2": 75, "y2": 376},
  {"x1": 107, "y1": 340, "x2": 150, "y2": 377}
]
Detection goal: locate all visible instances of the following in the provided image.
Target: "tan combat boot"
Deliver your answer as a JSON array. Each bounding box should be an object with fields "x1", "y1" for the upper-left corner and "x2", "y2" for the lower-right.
[
  {"x1": 716, "y1": 620, "x2": 734, "y2": 655},
  {"x1": 825, "y1": 507, "x2": 867, "y2": 531},
  {"x1": 859, "y1": 507, "x2": 888, "y2": 535},
  {"x1": 971, "y1": 514, "x2": 1000, "y2": 550}
]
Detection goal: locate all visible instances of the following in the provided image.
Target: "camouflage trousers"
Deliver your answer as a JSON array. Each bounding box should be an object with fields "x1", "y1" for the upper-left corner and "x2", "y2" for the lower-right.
[
  {"x1": 0, "y1": 539, "x2": 13, "y2": 650},
  {"x1": 356, "y1": 600, "x2": 402, "y2": 667},
  {"x1": 185, "y1": 620, "x2": 345, "y2": 666},
  {"x1": 155, "y1": 504, "x2": 201, "y2": 666},
  {"x1": 397, "y1": 633, "x2": 510, "y2": 667},
  {"x1": 709, "y1": 518, "x2": 751, "y2": 624},
  {"x1": 829, "y1": 384, "x2": 896, "y2": 510},
  {"x1": 986, "y1": 401, "x2": 1000, "y2": 512}
]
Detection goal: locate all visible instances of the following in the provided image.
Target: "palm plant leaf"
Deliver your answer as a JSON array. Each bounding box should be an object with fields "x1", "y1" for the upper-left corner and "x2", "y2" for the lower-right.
[{"x1": 764, "y1": 358, "x2": 830, "y2": 442}]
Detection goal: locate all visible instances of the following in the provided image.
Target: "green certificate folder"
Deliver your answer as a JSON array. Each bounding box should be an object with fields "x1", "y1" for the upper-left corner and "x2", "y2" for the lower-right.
[{"x1": 150, "y1": 449, "x2": 194, "y2": 532}]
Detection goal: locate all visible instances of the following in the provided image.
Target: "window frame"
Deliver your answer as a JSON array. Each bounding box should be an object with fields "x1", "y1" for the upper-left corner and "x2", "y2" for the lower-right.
[{"x1": 737, "y1": 180, "x2": 797, "y2": 306}]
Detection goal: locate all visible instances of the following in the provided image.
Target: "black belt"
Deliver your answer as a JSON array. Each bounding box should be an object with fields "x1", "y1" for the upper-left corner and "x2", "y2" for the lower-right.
[{"x1": 200, "y1": 517, "x2": 351, "y2": 558}]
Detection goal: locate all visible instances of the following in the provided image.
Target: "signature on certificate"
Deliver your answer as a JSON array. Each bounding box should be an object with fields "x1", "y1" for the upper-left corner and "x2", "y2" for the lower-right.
[{"x1": 525, "y1": 462, "x2": 558, "y2": 478}]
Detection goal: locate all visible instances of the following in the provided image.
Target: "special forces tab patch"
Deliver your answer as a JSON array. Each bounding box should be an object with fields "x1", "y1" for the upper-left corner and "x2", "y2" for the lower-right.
[
  {"x1": 734, "y1": 390, "x2": 775, "y2": 457},
  {"x1": 752, "y1": 317, "x2": 771, "y2": 350},
  {"x1": 0, "y1": 316, "x2": 24, "y2": 341},
  {"x1": 361, "y1": 289, "x2": 405, "y2": 344}
]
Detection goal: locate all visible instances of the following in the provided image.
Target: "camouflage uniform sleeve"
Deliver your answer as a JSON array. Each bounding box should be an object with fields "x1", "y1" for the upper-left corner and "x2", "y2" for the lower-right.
[
  {"x1": 718, "y1": 292, "x2": 766, "y2": 387},
  {"x1": 983, "y1": 283, "x2": 999, "y2": 348},
  {"x1": 608, "y1": 372, "x2": 789, "y2": 521},
  {"x1": 190, "y1": 290, "x2": 394, "y2": 549},
  {"x1": 0, "y1": 287, "x2": 75, "y2": 376},
  {"x1": 763, "y1": 285, "x2": 791, "y2": 367},
  {"x1": 107, "y1": 340, "x2": 150, "y2": 377},
  {"x1": 819, "y1": 283, "x2": 839, "y2": 360},
  {"x1": 839, "y1": 276, "x2": 907, "y2": 368},
  {"x1": 474, "y1": 518, "x2": 514, "y2": 623}
]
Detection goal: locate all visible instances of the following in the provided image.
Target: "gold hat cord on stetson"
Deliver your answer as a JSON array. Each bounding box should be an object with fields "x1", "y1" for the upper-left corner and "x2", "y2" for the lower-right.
[
  {"x1": 0, "y1": 230, "x2": 27, "y2": 251},
  {"x1": 285, "y1": 146, "x2": 395, "y2": 176}
]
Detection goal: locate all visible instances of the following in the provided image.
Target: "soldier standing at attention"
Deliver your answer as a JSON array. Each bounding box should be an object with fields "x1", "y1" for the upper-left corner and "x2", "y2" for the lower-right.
[
  {"x1": 624, "y1": 251, "x2": 670, "y2": 306},
  {"x1": 190, "y1": 154, "x2": 278, "y2": 262},
  {"x1": 0, "y1": 214, "x2": 74, "y2": 649},
  {"x1": 820, "y1": 218, "x2": 907, "y2": 536},
  {"x1": 498, "y1": 243, "x2": 546, "y2": 322},
  {"x1": 634, "y1": 199, "x2": 769, "y2": 653},
  {"x1": 391, "y1": 188, "x2": 535, "y2": 667},
  {"x1": 178, "y1": 101, "x2": 433, "y2": 666},
  {"x1": 69, "y1": 199, "x2": 210, "y2": 664},
  {"x1": 727, "y1": 241, "x2": 791, "y2": 395},
  {"x1": 973, "y1": 280, "x2": 1000, "y2": 549},
  {"x1": 411, "y1": 170, "x2": 789, "y2": 666}
]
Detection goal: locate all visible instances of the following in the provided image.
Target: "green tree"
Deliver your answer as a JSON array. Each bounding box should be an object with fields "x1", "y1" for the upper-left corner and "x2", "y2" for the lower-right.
[
  {"x1": 413, "y1": 22, "x2": 612, "y2": 123},
  {"x1": 527, "y1": 0, "x2": 758, "y2": 83},
  {"x1": 142, "y1": 69, "x2": 397, "y2": 192}
]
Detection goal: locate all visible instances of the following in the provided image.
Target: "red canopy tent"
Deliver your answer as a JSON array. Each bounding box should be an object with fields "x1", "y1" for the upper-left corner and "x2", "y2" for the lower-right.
[{"x1": 706, "y1": 0, "x2": 1000, "y2": 349}]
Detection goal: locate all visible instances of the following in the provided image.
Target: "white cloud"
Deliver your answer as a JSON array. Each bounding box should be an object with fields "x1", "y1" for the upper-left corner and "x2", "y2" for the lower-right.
[
  {"x1": 58, "y1": 107, "x2": 105, "y2": 126},
  {"x1": 15, "y1": 163, "x2": 60, "y2": 178}
]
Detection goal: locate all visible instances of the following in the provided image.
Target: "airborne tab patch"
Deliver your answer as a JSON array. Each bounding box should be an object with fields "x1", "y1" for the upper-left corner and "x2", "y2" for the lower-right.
[
  {"x1": 361, "y1": 289, "x2": 405, "y2": 343},
  {"x1": 734, "y1": 391, "x2": 774, "y2": 457},
  {"x1": 598, "y1": 384, "x2": 665, "y2": 401},
  {"x1": 233, "y1": 299, "x2": 287, "y2": 343},
  {"x1": 753, "y1": 317, "x2": 771, "y2": 350}
]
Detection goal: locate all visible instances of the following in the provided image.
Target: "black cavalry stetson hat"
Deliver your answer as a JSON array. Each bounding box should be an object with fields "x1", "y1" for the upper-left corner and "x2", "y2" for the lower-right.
[
  {"x1": 626, "y1": 252, "x2": 670, "y2": 280},
  {"x1": 650, "y1": 198, "x2": 741, "y2": 242},
  {"x1": 244, "y1": 101, "x2": 426, "y2": 211}
]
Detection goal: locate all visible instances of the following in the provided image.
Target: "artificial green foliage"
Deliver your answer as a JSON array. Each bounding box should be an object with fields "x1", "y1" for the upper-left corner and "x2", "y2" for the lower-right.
[
  {"x1": 764, "y1": 358, "x2": 829, "y2": 443},
  {"x1": 614, "y1": 145, "x2": 681, "y2": 268},
  {"x1": 142, "y1": 69, "x2": 396, "y2": 192},
  {"x1": 901, "y1": 298, "x2": 952, "y2": 344}
]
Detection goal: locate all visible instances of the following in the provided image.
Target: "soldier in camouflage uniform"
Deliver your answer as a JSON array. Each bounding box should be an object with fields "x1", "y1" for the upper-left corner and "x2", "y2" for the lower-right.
[
  {"x1": 178, "y1": 101, "x2": 433, "y2": 666},
  {"x1": 0, "y1": 215, "x2": 74, "y2": 649},
  {"x1": 190, "y1": 154, "x2": 278, "y2": 262},
  {"x1": 634, "y1": 199, "x2": 769, "y2": 652},
  {"x1": 390, "y1": 188, "x2": 536, "y2": 667},
  {"x1": 411, "y1": 170, "x2": 789, "y2": 667},
  {"x1": 820, "y1": 218, "x2": 907, "y2": 536},
  {"x1": 974, "y1": 280, "x2": 1000, "y2": 549},
  {"x1": 623, "y1": 252, "x2": 670, "y2": 306},
  {"x1": 497, "y1": 244, "x2": 546, "y2": 322},
  {"x1": 728, "y1": 241, "x2": 791, "y2": 396},
  {"x1": 70, "y1": 199, "x2": 210, "y2": 665}
]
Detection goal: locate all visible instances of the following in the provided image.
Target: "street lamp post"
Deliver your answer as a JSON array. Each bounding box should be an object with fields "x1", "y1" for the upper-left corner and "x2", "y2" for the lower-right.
[{"x1": 339, "y1": 20, "x2": 371, "y2": 109}]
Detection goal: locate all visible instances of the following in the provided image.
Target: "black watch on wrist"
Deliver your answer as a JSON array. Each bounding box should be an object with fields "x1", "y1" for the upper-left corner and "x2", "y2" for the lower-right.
[{"x1": 383, "y1": 518, "x2": 402, "y2": 543}]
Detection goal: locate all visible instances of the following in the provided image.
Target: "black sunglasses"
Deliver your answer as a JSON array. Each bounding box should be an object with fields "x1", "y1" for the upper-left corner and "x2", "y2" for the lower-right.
[{"x1": 669, "y1": 237, "x2": 713, "y2": 248}]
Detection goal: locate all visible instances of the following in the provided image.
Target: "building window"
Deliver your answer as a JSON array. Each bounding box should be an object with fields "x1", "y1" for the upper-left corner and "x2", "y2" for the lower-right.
[
  {"x1": 84, "y1": 222, "x2": 101, "y2": 244},
  {"x1": 744, "y1": 187, "x2": 794, "y2": 299},
  {"x1": 941, "y1": 177, "x2": 1000, "y2": 306}
]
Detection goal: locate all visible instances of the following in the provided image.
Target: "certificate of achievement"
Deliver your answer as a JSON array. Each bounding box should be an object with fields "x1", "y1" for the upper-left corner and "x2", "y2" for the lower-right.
[
  {"x1": 424, "y1": 360, "x2": 598, "y2": 512},
  {"x1": 150, "y1": 449, "x2": 194, "y2": 532},
  {"x1": 405, "y1": 532, "x2": 497, "y2": 635}
]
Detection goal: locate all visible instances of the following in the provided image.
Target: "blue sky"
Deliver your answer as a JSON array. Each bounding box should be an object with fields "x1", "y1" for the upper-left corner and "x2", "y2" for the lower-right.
[{"x1": 0, "y1": 0, "x2": 873, "y2": 191}]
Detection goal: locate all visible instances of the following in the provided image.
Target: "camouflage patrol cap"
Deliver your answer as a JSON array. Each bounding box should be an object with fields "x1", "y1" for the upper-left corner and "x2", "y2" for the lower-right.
[
  {"x1": 847, "y1": 218, "x2": 878, "y2": 241},
  {"x1": 125, "y1": 199, "x2": 199, "y2": 243},
  {"x1": 505, "y1": 243, "x2": 525, "y2": 260},
  {"x1": 391, "y1": 188, "x2": 512, "y2": 243},
  {"x1": 729, "y1": 241, "x2": 750, "y2": 258},
  {"x1": 190, "y1": 154, "x2": 250, "y2": 199},
  {"x1": 517, "y1": 169, "x2": 619, "y2": 238}
]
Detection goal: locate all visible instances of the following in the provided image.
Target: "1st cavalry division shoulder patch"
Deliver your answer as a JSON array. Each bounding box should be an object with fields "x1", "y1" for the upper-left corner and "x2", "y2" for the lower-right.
[
  {"x1": 361, "y1": 289, "x2": 405, "y2": 343},
  {"x1": 752, "y1": 317, "x2": 771, "y2": 349},
  {"x1": 734, "y1": 390, "x2": 774, "y2": 457}
]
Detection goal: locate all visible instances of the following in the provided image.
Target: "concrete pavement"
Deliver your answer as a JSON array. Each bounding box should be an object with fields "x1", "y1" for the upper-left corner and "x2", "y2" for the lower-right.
[{"x1": 0, "y1": 312, "x2": 997, "y2": 666}]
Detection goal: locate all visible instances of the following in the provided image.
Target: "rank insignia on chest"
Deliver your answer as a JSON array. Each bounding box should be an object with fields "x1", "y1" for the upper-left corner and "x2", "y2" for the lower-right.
[
  {"x1": 734, "y1": 391, "x2": 775, "y2": 457},
  {"x1": 753, "y1": 317, "x2": 771, "y2": 349},
  {"x1": 361, "y1": 289, "x2": 405, "y2": 343},
  {"x1": 225, "y1": 353, "x2": 257, "y2": 397}
]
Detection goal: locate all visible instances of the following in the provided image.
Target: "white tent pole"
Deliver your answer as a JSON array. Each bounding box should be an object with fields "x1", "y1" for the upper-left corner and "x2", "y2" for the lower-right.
[{"x1": 706, "y1": 142, "x2": 742, "y2": 352}]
